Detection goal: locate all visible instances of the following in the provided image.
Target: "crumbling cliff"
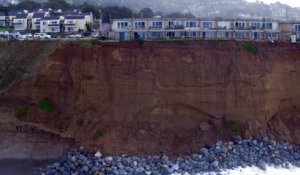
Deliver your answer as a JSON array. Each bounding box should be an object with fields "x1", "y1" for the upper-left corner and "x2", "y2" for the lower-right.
[{"x1": 0, "y1": 40, "x2": 299, "y2": 156}]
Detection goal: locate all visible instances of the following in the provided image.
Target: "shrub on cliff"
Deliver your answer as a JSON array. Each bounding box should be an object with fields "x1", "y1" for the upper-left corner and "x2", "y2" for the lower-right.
[
  {"x1": 81, "y1": 39, "x2": 101, "y2": 48},
  {"x1": 93, "y1": 130, "x2": 103, "y2": 140},
  {"x1": 227, "y1": 120, "x2": 242, "y2": 135},
  {"x1": 59, "y1": 121, "x2": 70, "y2": 132},
  {"x1": 243, "y1": 42, "x2": 258, "y2": 53},
  {"x1": 15, "y1": 105, "x2": 29, "y2": 118},
  {"x1": 38, "y1": 98, "x2": 54, "y2": 112}
]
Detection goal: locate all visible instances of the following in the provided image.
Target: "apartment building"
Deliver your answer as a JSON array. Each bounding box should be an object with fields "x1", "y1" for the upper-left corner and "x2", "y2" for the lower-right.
[
  {"x1": 111, "y1": 18, "x2": 280, "y2": 41},
  {"x1": 32, "y1": 12, "x2": 49, "y2": 31},
  {"x1": 40, "y1": 12, "x2": 93, "y2": 33},
  {"x1": 13, "y1": 13, "x2": 32, "y2": 31},
  {"x1": 0, "y1": 9, "x2": 94, "y2": 33},
  {"x1": 64, "y1": 12, "x2": 93, "y2": 33},
  {"x1": 279, "y1": 22, "x2": 300, "y2": 41},
  {"x1": 0, "y1": 12, "x2": 5, "y2": 26},
  {"x1": 40, "y1": 15, "x2": 63, "y2": 33}
]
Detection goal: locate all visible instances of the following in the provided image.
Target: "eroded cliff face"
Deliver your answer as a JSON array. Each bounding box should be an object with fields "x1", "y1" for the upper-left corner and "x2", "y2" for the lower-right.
[{"x1": 0, "y1": 40, "x2": 299, "y2": 156}]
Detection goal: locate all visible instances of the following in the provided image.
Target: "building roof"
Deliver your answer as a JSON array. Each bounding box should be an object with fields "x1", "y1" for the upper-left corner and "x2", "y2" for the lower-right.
[
  {"x1": 33, "y1": 13, "x2": 45, "y2": 18},
  {"x1": 8, "y1": 11, "x2": 23, "y2": 16},
  {"x1": 15, "y1": 13, "x2": 28, "y2": 19},
  {"x1": 42, "y1": 15, "x2": 61, "y2": 20},
  {"x1": 65, "y1": 15, "x2": 85, "y2": 19}
]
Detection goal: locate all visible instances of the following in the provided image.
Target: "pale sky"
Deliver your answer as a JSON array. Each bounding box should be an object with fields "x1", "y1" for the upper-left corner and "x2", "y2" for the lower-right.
[{"x1": 247, "y1": 0, "x2": 300, "y2": 7}]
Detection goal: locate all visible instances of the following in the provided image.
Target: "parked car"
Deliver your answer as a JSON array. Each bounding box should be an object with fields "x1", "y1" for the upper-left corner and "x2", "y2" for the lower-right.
[
  {"x1": 92, "y1": 33, "x2": 99, "y2": 38},
  {"x1": 34, "y1": 33, "x2": 51, "y2": 39},
  {"x1": 21, "y1": 33, "x2": 33, "y2": 40},
  {"x1": 82, "y1": 32, "x2": 91, "y2": 37},
  {"x1": 67, "y1": 34, "x2": 82, "y2": 39},
  {"x1": 10, "y1": 32, "x2": 22, "y2": 39},
  {"x1": 0, "y1": 31, "x2": 9, "y2": 39}
]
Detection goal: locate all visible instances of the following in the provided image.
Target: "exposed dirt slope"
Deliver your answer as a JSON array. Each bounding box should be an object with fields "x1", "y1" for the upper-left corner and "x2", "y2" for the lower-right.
[{"x1": 0, "y1": 40, "x2": 299, "y2": 156}]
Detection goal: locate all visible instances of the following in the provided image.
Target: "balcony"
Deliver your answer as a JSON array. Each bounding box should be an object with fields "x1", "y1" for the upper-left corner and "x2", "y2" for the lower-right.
[
  {"x1": 13, "y1": 22, "x2": 23, "y2": 25},
  {"x1": 65, "y1": 23, "x2": 76, "y2": 26},
  {"x1": 133, "y1": 27, "x2": 146, "y2": 30},
  {"x1": 149, "y1": 26, "x2": 163, "y2": 30},
  {"x1": 166, "y1": 25, "x2": 185, "y2": 30},
  {"x1": 48, "y1": 24, "x2": 59, "y2": 26}
]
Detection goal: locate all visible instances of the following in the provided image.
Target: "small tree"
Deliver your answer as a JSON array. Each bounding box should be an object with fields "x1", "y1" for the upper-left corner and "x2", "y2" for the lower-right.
[{"x1": 85, "y1": 22, "x2": 92, "y2": 33}]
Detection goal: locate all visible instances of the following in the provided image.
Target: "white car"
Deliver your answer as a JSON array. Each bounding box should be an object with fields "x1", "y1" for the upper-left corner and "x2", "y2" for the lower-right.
[
  {"x1": 21, "y1": 33, "x2": 33, "y2": 40},
  {"x1": 34, "y1": 33, "x2": 51, "y2": 39},
  {"x1": 92, "y1": 33, "x2": 99, "y2": 38},
  {"x1": 67, "y1": 34, "x2": 82, "y2": 39}
]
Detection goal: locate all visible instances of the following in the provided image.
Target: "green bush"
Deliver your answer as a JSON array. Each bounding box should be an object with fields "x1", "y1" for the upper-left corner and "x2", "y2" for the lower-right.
[
  {"x1": 218, "y1": 128, "x2": 225, "y2": 135},
  {"x1": 93, "y1": 130, "x2": 103, "y2": 140},
  {"x1": 243, "y1": 42, "x2": 258, "y2": 53},
  {"x1": 227, "y1": 120, "x2": 242, "y2": 135},
  {"x1": 15, "y1": 105, "x2": 29, "y2": 118},
  {"x1": 81, "y1": 39, "x2": 101, "y2": 48},
  {"x1": 59, "y1": 121, "x2": 70, "y2": 132},
  {"x1": 38, "y1": 98, "x2": 54, "y2": 112}
]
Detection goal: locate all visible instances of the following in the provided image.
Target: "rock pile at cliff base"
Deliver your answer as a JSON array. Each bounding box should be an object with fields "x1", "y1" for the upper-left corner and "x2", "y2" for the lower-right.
[{"x1": 37, "y1": 137, "x2": 300, "y2": 175}]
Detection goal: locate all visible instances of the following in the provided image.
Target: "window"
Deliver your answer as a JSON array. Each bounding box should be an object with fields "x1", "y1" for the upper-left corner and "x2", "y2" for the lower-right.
[
  {"x1": 67, "y1": 20, "x2": 74, "y2": 24},
  {"x1": 295, "y1": 24, "x2": 300, "y2": 32},
  {"x1": 151, "y1": 32, "x2": 163, "y2": 38},
  {"x1": 251, "y1": 22, "x2": 261, "y2": 30},
  {"x1": 185, "y1": 32, "x2": 196, "y2": 38},
  {"x1": 151, "y1": 21, "x2": 162, "y2": 29},
  {"x1": 51, "y1": 21, "x2": 57, "y2": 24},
  {"x1": 265, "y1": 23, "x2": 273, "y2": 30},
  {"x1": 251, "y1": 32, "x2": 261, "y2": 39},
  {"x1": 235, "y1": 32, "x2": 246, "y2": 39},
  {"x1": 202, "y1": 31, "x2": 214, "y2": 38},
  {"x1": 186, "y1": 21, "x2": 196, "y2": 27},
  {"x1": 218, "y1": 31, "x2": 229, "y2": 38},
  {"x1": 203, "y1": 22, "x2": 213, "y2": 29},
  {"x1": 51, "y1": 28, "x2": 56, "y2": 32},
  {"x1": 43, "y1": 22, "x2": 46, "y2": 25},
  {"x1": 235, "y1": 22, "x2": 246, "y2": 29},
  {"x1": 134, "y1": 22, "x2": 145, "y2": 29},
  {"x1": 117, "y1": 22, "x2": 128, "y2": 29},
  {"x1": 134, "y1": 32, "x2": 146, "y2": 39},
  {"x1": 267, "y1": 32, "x2": 276, "y2": 39}
]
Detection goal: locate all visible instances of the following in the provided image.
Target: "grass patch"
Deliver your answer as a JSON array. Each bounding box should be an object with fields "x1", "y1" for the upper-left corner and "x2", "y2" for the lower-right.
[
  {"x1": 93, "y1": 130, "x2": 103, "y2": 140},
  {"x1": 0, "y1": 26, "x2": 13, "y2": 32},
  {"x1": 59, "y1": 121, "x2": 70, "y2": 132},
  {"x1": 15, "y1": 105, "x2": 29, "y2": 118},
  {"x1": 243, "y1": 42, "x2": 258, "y2": 53},
  {"x1": 227, "y1": 120, "x2": 242, "y2": 135},
  {"x1": 81, "y1": 39, "x2": 101, "y2": 48},
  {"x1": 38, "y1": 98, "x2": 54, "y2": 112}
]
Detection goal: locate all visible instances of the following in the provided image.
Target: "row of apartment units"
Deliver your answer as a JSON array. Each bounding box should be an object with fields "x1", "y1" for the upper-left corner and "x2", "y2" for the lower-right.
[
  {"x1": 110, "y1": 18, "x2": 300, "y2": 41},
  {"x1": 0, "y1": 10, "x2": 93, "y2": 33}
]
